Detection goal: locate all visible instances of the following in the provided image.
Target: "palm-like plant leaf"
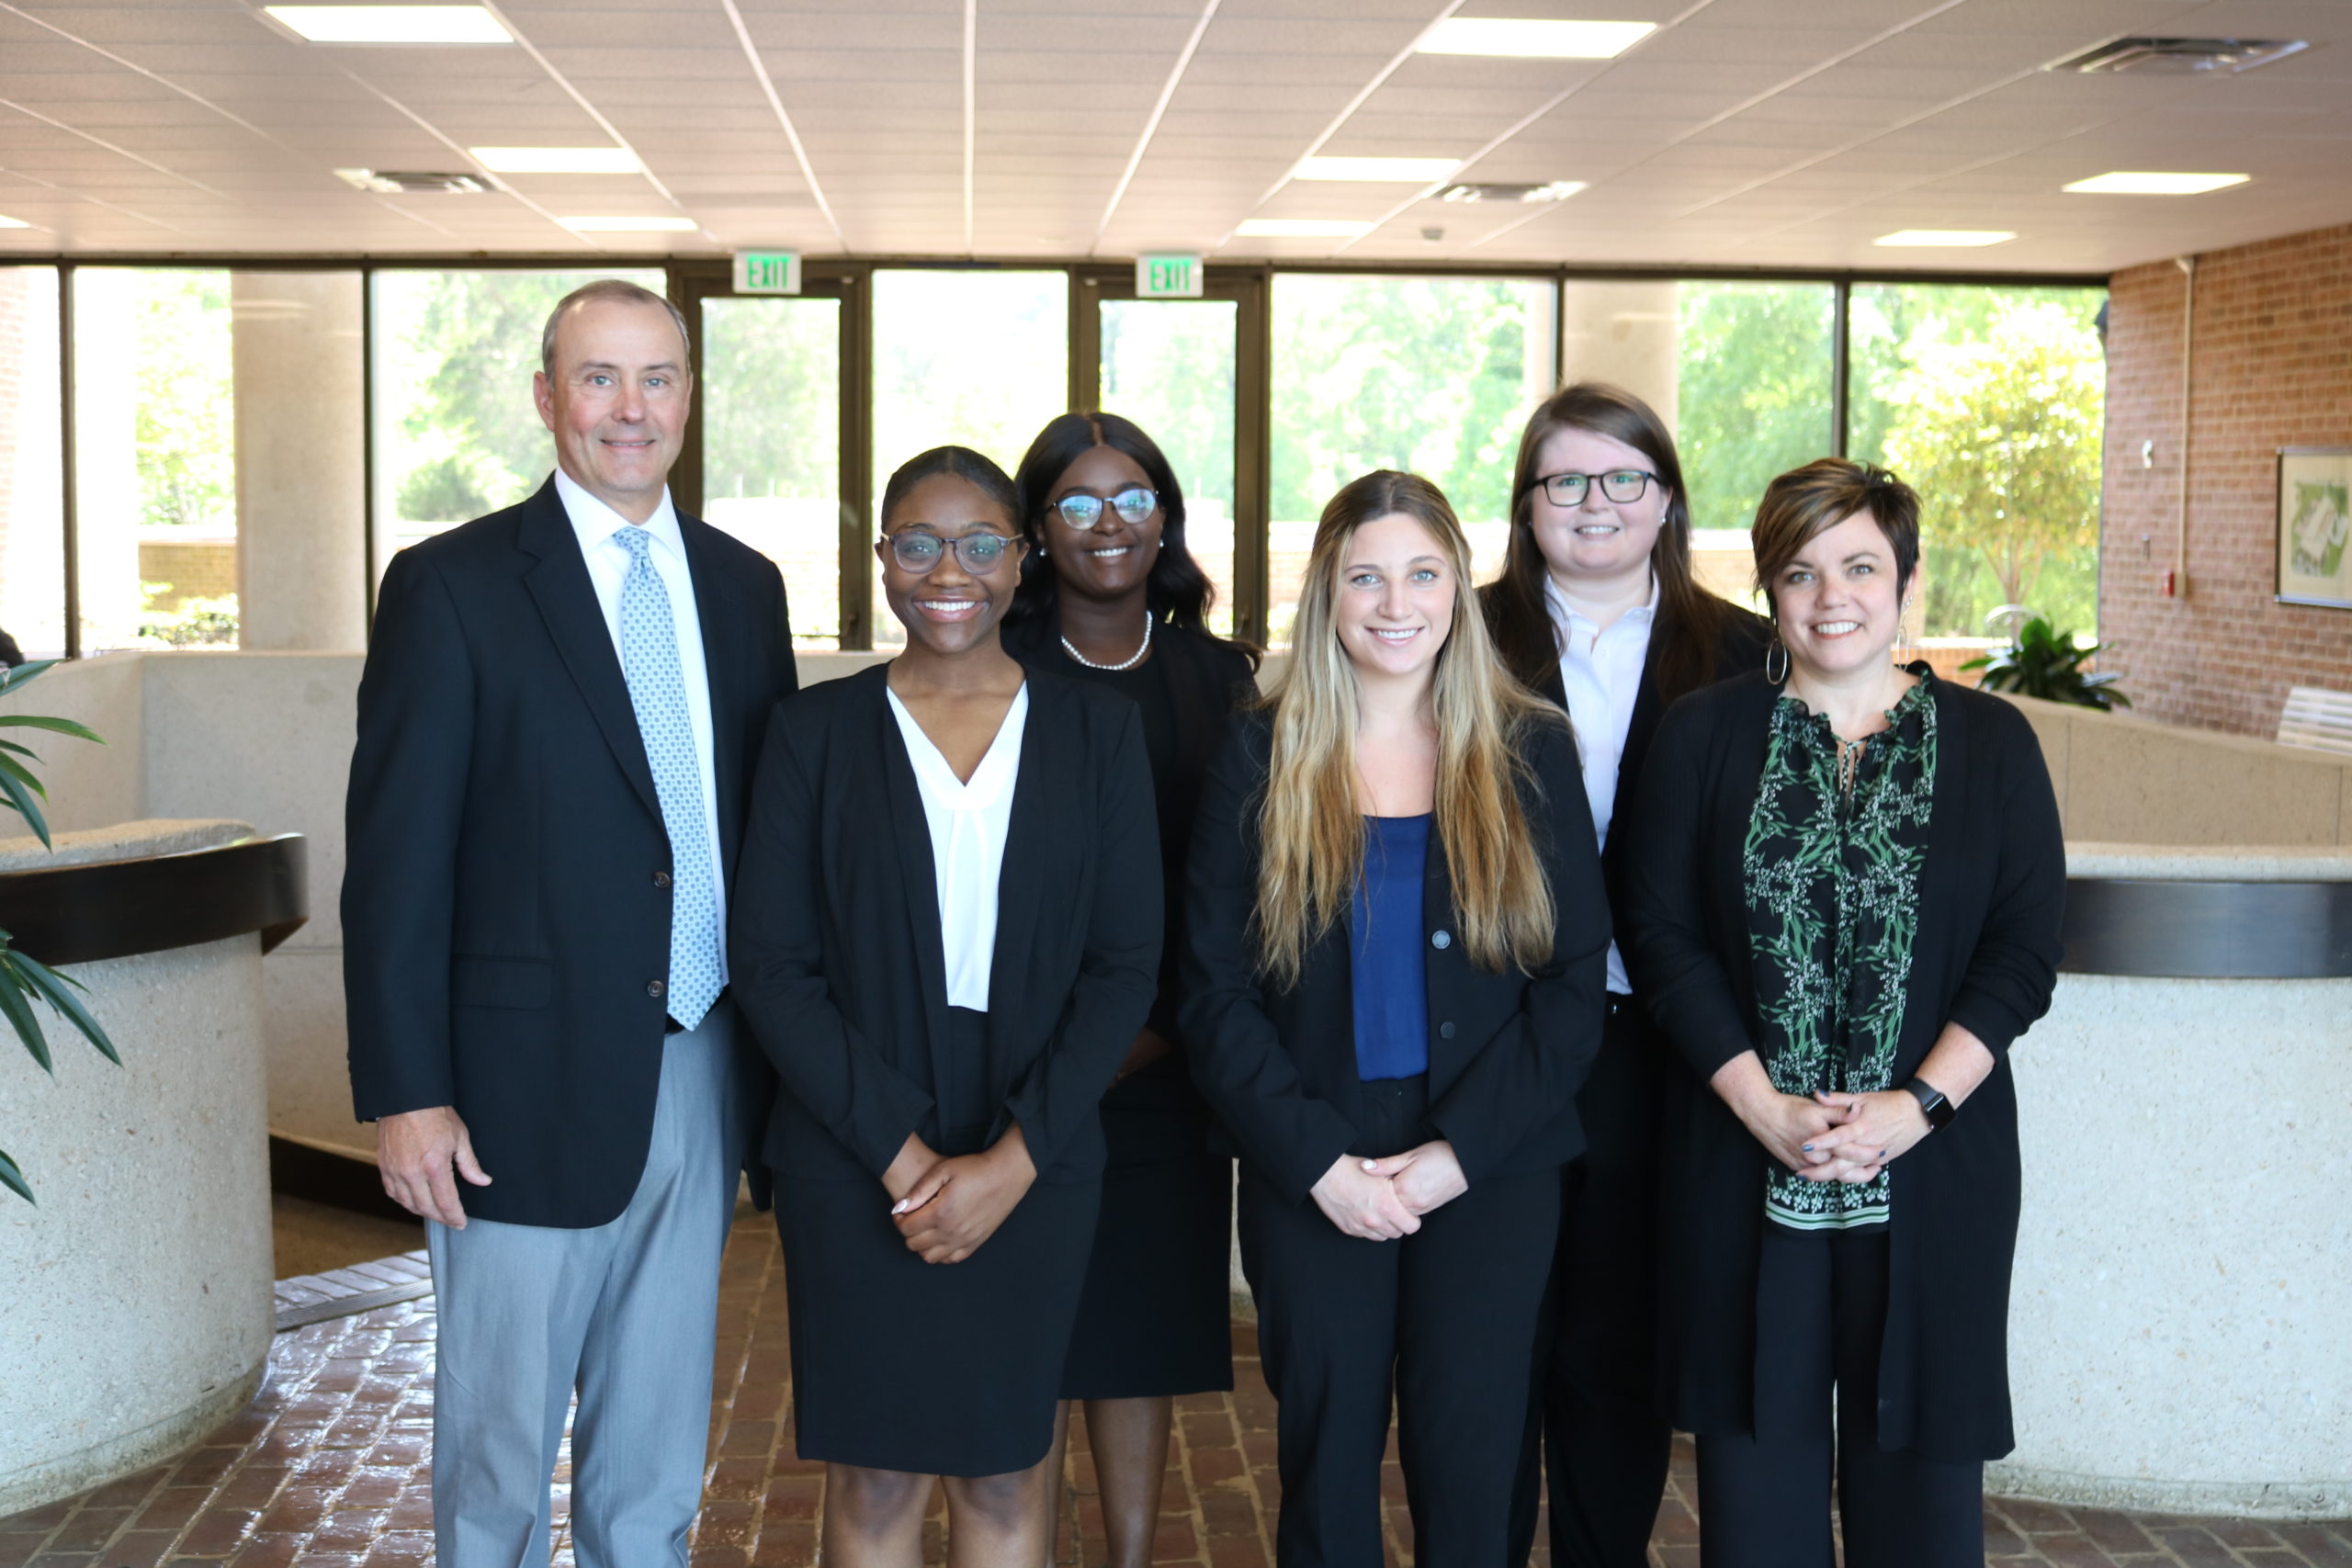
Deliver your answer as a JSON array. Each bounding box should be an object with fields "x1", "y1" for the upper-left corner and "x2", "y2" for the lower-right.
[
  {"x1": 7, "y1": 947, "x2": 119, "y2": 1065},
  {"x1": 0, "y1": 964, "x2": 51, "y2": 1072},
  {"x1": 0, "y1": 715, "x2": 105, "y2": 743},
  {"x1": 0, "y1": 761, "x2": 52, "y2": 848},
  {"x1": 0, "y1": 1146, "x2": 29, "y2": 1204}
]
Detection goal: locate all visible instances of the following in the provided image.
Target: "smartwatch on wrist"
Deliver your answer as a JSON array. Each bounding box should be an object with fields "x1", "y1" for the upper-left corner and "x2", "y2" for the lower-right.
[{"x1": 1902, "y1": 1077, "x2": 1955, "y2": 1132}]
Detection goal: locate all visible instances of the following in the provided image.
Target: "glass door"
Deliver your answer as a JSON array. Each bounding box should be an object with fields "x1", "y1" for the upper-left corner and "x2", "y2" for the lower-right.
[
  {"x1": 678, "y1": 264, "x2": 863, "y2": 649},
  {"x1": 1076, "y1": 266, "x2": 1267, "y2": 645}
]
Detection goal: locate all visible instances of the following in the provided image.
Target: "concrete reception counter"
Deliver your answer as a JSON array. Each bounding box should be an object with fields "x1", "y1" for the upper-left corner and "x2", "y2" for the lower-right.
[{"x1": 1996, "y1": 843, "x2": 2352, "y2": 1518}]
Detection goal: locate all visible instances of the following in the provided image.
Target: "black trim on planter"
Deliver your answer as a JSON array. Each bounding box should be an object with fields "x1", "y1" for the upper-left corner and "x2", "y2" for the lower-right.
[
  {"x1": 2060, "y1": 877, "x2": 2352, "y2": 979},
  {"x1": 0, "y1": 833, "x2": 307, "y2": 964}
]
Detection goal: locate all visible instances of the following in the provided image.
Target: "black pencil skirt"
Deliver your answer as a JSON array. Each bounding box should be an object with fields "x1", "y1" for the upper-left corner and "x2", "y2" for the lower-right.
[
  {"x1": 1059, "y1": 1070, "x2": 1236, "y2": 1401},
  {"x1": 775, "y1": 1015, "x2": 1102, "y2": 1478}
]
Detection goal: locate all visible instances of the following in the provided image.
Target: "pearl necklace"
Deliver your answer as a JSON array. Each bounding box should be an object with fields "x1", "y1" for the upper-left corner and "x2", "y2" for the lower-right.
[{"x1": 1061, "y1": 615, "x2": 1153, "y2": 671}]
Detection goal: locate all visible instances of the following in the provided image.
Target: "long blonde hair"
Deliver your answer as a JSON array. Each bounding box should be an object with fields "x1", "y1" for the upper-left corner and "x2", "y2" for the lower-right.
[{"x1": 1254, "y1": 471, "x2": 1562, "y2": 987}]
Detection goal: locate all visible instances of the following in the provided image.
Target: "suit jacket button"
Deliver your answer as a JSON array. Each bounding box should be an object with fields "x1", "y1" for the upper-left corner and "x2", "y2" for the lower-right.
[
  {"x1": 647, "y1": 979, "x2": 666, "y2": 998},
  {"x1": 1430, "y1": 930, "x2": 1452, "y2": 950},
  {"x1": 1438, "y1": 1021, "x2": 1456, "y2": 1040},
  {"x1": 653, "y1": 870, "x2": 672, "y2": 888}
]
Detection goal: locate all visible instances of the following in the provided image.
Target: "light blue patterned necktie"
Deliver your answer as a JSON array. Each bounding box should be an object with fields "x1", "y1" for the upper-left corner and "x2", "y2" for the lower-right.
[{"x1": 614, "y1": 525, "x2": 721, "y2": 1032}]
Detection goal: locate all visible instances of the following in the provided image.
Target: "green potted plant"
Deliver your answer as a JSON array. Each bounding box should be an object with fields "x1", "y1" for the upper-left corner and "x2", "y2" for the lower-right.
[
  {"x1": 1962, "y1": 612, "x2": 2132, "y2": 711},
  {"x1": 0, "y1": 659, "x2": 117, "y2": 1202}
]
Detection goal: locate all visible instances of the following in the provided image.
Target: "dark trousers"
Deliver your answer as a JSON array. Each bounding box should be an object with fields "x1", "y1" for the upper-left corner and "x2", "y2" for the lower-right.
[
  {"x1": 1507, "y1": 998, "x2": 1675, "y2": 1568},
  {"x1": 1238, "y1": 1077, "x2": 1562, "y2": 1568},
  {"x1": 1694, "y1": 1225, "x2": 1984, "y2": 1568}
]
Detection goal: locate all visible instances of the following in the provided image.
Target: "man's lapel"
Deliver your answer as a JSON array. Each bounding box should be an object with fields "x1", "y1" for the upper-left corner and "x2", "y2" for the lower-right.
[{"x1": 514, "y1": 479, "x2": 663, "y2": 824}]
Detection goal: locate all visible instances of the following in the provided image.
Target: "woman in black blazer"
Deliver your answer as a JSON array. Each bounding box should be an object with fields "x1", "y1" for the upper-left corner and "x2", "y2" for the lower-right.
[
  {"x1": 1003, "y1": 412, "x2": 1258, "y2": 1568},
  {"x1": 1481, "y1": 382, "x2": 1772, "y2": 1568},
  {"x1": 1184, "y1": 469, "x2": 1611, "y2": 1568},
  {"x1": 730, "y1": 446, "x2": 1161, "y2": 1568},
  {"x1": 1623, "y1": 459, "x2": 2065, "y2": 1568}
]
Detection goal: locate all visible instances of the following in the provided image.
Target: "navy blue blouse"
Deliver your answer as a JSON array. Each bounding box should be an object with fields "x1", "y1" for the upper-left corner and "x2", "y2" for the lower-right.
[{"x1": 1351, "y1": 814, "x2": 1431, "y2": 1081}]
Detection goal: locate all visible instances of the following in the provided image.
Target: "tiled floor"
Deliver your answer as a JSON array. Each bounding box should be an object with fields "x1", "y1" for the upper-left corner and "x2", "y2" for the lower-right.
[{"x1": 6, "y1": 1213, "x2": 2348, "y2": 1568}]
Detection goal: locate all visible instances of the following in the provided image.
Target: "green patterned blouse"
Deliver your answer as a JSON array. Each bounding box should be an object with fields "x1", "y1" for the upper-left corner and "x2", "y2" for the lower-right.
[{"x1": 1741, "y1": 676, "x2": 1938, "y2": 1231}]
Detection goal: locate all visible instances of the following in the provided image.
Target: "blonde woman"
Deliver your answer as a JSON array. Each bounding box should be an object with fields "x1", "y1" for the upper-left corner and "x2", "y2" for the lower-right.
[{"x1": 1182, "y1": 470, "x2": 1611, "y2": 1566}]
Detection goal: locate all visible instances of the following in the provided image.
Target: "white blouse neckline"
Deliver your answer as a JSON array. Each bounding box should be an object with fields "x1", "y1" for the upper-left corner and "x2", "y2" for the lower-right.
[{"x1": 885, "y1": 682, "x2": 1030, "y2": 1011}]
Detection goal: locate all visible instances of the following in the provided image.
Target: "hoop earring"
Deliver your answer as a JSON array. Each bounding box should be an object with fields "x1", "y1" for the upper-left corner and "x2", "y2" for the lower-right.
[{"x1": 1764, "y1": 637, "x2": 1791, "y2": 686}]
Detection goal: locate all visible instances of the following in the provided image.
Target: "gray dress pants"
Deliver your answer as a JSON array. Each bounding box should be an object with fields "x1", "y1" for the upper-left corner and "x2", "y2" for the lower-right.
[{"x1": 426, "y1": 1003, "x2": 744, "y2": 1568}]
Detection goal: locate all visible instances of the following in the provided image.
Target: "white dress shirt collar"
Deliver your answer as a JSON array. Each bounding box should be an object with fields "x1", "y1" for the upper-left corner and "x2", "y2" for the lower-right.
[
  {"x1": 1544, "y1": 570, "x2": 1660, "y2": 651},
  {"x1": 554, "y1": 466, "x2": 685, "y2": 566}
]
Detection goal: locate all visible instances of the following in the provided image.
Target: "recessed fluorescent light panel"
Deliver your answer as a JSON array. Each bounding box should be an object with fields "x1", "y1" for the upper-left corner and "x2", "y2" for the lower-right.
[
  {"x1": 1236, "y1": 219, "x2": 1375, "y2": 238},
  {"x1": 1295, "y1": 156, "x2": 1462, "y2": 183},
  {"x1": 1440, "y1": 180, "x2": 1587, "y2": 203},
  {"x1": 560, "y1": 216, "x2": 699, "y2": 232},
  {"x1": 1875, "y1": 230, "x2": 2016, "y2": 247},
  {"x1": 0, "y1": 215, "x2": 29, "y2": 229},
  {"x1": 1417, "y1": 18, "x2": 1656, "y2": 58},
  {"x1": 334, "y1": 168, "x2": 488, "y2": 193},
  {"x1": 266, "y1": 6, "x2": 513, "y2": 43},
  {"x1": 2063, "y1": 171, "x2": 2248, "y2": 196},
  {"x1": 471, "y1": 147, "x2": 642, "y2": 175}
]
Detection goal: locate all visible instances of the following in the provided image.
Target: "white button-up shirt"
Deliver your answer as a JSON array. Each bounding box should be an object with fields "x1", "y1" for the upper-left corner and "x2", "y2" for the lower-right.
[
  {"x1": 554, "y1": 467, "x2": 729, "y2": 984},
  {"x1": 1546, "y1": 572, "x2": 1658, "y2": 997},
  {"x1": 888, "y1": 682, "x2": 1029, "y2": 1012}
]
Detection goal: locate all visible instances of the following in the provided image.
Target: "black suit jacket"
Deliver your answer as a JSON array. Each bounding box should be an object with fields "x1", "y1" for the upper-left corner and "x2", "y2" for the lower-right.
[
  {"x1": 343, "y1": 477, "x2": 797, "y2": 1228},
  {"x1": 729, "y1": 665, "x2": 1162, "y2": 1187},
  {"x1": 1180, "y1": 709, "x2": 1612, "y2": 1203},
  {"x1": 1499, "y1": 588, "x2": 1773, "y2": 934},
  {"x1": 1624, "y1": 671, "x2": 2064, "y2": 1458}
]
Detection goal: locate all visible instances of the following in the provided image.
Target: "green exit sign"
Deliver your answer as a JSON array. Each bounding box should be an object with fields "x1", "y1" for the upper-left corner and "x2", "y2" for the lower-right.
[
  {"x1": 1136, "y1": 254, "x2": 1204, "y2": 299},
  {"x1": 733, "y1": 251, "x2": 801, "y2": 295}
]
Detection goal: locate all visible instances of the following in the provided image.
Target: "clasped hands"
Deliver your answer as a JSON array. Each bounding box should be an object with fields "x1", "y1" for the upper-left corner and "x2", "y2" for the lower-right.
[
  {"x1": 1748, "y1": 1087, "x2": 1931, "y2": 1185},
  {"x1": 1309, "y1": 1140, "x2": 1468, "y2": 1241},
  {"x1": 882, "y1": 1126, "x2": 1036, "y2": 1265}
]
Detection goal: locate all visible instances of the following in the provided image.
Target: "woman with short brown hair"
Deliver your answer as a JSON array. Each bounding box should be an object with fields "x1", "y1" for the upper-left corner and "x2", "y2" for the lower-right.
[{"x1": 1625, "y1": 457, "x2": 2066, "y2": 1568}]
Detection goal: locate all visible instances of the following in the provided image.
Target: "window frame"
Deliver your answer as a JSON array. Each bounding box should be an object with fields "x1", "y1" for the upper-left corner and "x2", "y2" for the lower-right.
[{"x1": 0, "y1": 253, "x2": 2106, "y2": 658}]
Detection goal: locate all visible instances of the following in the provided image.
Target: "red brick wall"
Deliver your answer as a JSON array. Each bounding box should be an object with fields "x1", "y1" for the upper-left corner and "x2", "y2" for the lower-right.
[{"x1": 2101, "y1": 223, "x2": 2352, "y2": 736}]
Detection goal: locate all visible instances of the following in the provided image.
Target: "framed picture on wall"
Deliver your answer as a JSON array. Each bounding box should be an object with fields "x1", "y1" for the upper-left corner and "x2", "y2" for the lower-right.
[{"x1": 2277, "y1": 447, "x2": 2352, "y2": 609}]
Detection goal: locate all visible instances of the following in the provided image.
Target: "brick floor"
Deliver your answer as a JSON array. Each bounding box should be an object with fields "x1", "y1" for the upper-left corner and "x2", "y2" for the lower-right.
[{"x1": 6, "y1": 1214, "x2": 2348, "y2": 1568}]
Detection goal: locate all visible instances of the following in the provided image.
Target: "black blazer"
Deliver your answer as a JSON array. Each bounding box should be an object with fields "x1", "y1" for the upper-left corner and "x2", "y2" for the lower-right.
[
  {"x1": 1480, "y1": 581, "x2": 1772, "y2": 931},
  {"x1": 1002, "y1": 612, "x2": 1258, "y2": 1050},
  {"x1": 343, "y1": 478, "x2": 797, "y2": 1228},
  {"x1": 1181, "y1": 709, "x2": 1612, "y2": 1203},
  {"x1": 729, "y1": 664, "x2": 1162, "y2": 1186},
  {"x1": 1623, "y1": 671, "x2": 2065, "y2": 1460}
]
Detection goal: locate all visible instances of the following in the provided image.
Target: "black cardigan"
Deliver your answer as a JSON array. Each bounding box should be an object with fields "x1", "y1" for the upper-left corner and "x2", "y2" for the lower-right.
[
  {"x1": 1180, "y1": 708, "x2": 1612, "y2": 1202},
  {"x1": 1623, "y1": 671, "x2": 2065, "y2": 1460},
  {"x1": 729, "y1": 664, "x2": 1163, "y2": 1186}
]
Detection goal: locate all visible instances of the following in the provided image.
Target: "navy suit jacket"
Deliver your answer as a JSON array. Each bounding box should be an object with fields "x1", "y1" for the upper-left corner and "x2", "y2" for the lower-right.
[{"x1": 343, "y1": 477, "x2": 797, "y2": 1227}]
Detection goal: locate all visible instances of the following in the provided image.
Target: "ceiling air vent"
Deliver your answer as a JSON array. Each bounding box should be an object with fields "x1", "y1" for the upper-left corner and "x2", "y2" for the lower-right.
[
  {"x1": 2053, "y1": 37, "x2": 2309, "y2": 74},
  {"x1": 333, "y1": 169, "x2": 490, "y2": 195},
  {"x1": 1438, "y1": 180, "x2": 1585, "y2": 204}
]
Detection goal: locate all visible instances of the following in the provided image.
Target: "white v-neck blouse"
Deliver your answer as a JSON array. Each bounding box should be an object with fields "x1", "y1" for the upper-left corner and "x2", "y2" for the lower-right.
[{"x1": 886, "y1": 682, "x2": 1030, "y2": 1011}]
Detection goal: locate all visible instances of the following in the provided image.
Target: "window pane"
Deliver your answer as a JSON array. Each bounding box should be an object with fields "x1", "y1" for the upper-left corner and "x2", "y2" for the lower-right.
[
  {"x1": 1849, "y1": 284, "x2": 2107, "y2": 642},
  {"x1": 0, "y1": 267, "x2": 64, "y2": 659},
  {"x1": 1675, "y1": 281, "x2": 1837, "y2": 604},
  {"x1": 74, "y1": 269, "x2": 237, "y2": 652},
  {"x1": 699, "y1": 295, "x2": 842, "y2": 649},
  {"x1": 370, "y1": 268, "x2": 664, "y2": 584},
  {"x1": 1270, "y1": 274, "x2": 1555, "y2": 646},
  {"x1": 871, "y1": 269, "x2": 1069, "y2": 649},
  {"x1": 1100, "y1": 298, "x2": 1237, "y2": 635}
]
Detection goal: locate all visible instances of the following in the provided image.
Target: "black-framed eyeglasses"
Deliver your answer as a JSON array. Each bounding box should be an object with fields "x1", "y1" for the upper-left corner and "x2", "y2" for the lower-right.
[
  {"x1": 882, "y1": 529, "x2": 1016, "y2": 575},
  {"x1": 1525, "y1": 468, "x2": 1658, "y2": 506},
  {"x1": 1047, "y1": 486, "x2": 1158, "y2": 530}
]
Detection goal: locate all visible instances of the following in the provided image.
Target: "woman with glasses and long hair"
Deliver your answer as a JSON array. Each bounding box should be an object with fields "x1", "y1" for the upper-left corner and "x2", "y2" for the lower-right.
[
  {"x1": 730, "y1": 446, "x2": 1161, "y2": 1568},
  {"x1": 1003, "y1": 412, "x2": 1258, "y2": 1568},
  {"x1": 1481, "y1": 382, "x2": 1772, "y2": 1568},
  {"x1": 1184, "y1": 469, "x2": 1611, "y2": 1567},
  {"x1": 1624, "y1": 459, "x2": 2064, "y2": 1568}
]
